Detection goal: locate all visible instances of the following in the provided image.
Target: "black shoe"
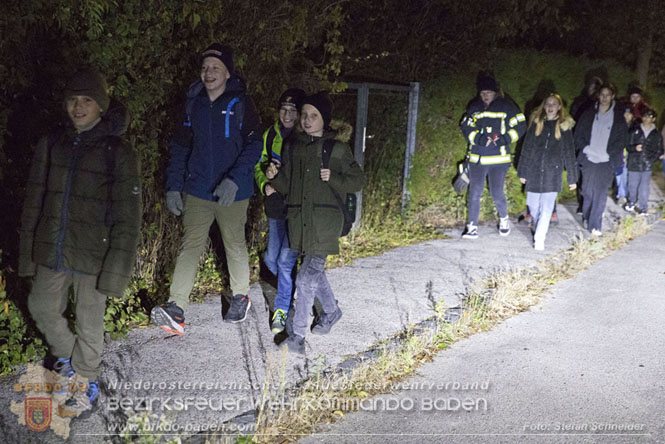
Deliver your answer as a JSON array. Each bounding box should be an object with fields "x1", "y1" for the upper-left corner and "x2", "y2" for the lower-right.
[
  {"x1": 311, "y1": 303, "x2": 343, "y2": 335},
  {"x1": 225, "y1": 294, "x2": 251, "y2": 323},
  {"x1": 151, "y1": 302, "x2": 185, "y2": 335},
  {"x1": 282, "y1": 334, "x2": 305, "y2": 354}
]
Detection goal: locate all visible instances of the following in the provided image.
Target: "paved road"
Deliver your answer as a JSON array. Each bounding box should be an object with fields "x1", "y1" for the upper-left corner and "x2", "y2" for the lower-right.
[{"x1": 300, "y1": 221, "x2": 665, "y2": 444}]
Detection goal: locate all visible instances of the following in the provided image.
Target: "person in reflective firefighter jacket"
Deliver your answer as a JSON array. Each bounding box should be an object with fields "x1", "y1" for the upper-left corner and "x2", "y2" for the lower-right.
[{"x1": 459, "y1": 75, "x2": 526, "y2": 239}]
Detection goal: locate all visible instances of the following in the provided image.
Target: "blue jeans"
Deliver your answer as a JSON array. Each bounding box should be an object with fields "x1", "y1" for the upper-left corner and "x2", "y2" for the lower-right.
[
  {"x1": 615, "y1": 164, "x2": 627, "y2": 199},
  {"x1": 265, "y1": 218, "x2": 298, "y2": 312},
  {"x1": 526, "y1": 192, "x2": 557, "y2": 243}
]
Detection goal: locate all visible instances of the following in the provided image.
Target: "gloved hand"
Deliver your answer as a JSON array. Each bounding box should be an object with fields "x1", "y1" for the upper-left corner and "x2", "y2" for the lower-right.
[
  {"x1": 213, "y1": 178, "x2": 238, "y2": 207},
  {"x1": 166, "y1": 191, "x2": 184, "y2": 216}
]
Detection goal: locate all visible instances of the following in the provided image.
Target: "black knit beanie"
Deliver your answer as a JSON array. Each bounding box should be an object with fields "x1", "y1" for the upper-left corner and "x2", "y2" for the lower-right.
[
  {"x1": 278, "y1": 88, "x2": 306, "y2": 111},
  {"x1": 302, "y1": 91, "x2": 333, "y2": 128},
  {"x1": 63, "y1": 69, "x2": 110, "y2": 113},
  {"x1": 201, "y1": 43, "x2": 234, "y2": 75},
  {"x1": 627, "y1": 85, "x2": 643, "y2": 96},
  {"x1": 477, "y1": 76, "x2": 499, "y2": 93}
]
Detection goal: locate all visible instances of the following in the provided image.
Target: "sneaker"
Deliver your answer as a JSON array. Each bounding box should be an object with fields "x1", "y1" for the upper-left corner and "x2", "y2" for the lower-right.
[
  {"x1": 281, "y1": 334, "x2": 305, "y2": 354},
  {"x1": 499, "y1": 216, "x2": 511, "y2": 236},
  {"x1": 623, "y1": 202, "x2": 635, "y2": 213},
  {"x1": 636, "y1": 208, "x2": 648, "y2": 216},
  {"x1": 519, "y1": 213, "x2": 533, "y2": 227},
  {"x1": 271, "y1": 309, "x2": 287, "y2": 334},
  {"x1": 462, "y1": 223, "x2": 478, "y2": 239},
  {"x1": 225, "y1": 294, "x2": 251, "y2": 323},
  {"x1": 550, "y1": 211, "x2": 558, "y2": 225},
  {"x1": 591, "y1": 229, "x2": 603, "y2": 237},
  {"x1": 534, "y1": 240, "x2": 545, "y2": 251},
  {"x1": 51, "y1": 357, "x2": 76, "y2": 404},
  {"x1": 311, "y1": 303, "x2": 343, "y2": 335},
  {"x1": 524, "y1": 213, "x2": 533, "y2": 227},
  {"x1": 58, "y1": 380, "x2": 99, "y2": 418},
  {"x1": 151, "y1": 302, "x2": 185, "y2": 335}
]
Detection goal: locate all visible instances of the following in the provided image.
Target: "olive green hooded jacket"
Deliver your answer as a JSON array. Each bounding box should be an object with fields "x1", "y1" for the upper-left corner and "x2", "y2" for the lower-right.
[
  {"x1": 19, "y1": 102, "x2": 142, "y2": 298},
  {"x1": 272, "y1": 124, "x2": 365, "y2": 256}
]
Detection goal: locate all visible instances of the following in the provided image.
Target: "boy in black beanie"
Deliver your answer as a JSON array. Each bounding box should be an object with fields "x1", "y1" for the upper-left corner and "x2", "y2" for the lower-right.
[{"x1": 268, "y1": 92, "x2": 365, "y2": 353}]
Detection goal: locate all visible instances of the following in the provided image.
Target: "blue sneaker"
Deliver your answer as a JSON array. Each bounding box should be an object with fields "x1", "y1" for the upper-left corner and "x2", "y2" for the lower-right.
[
  {"x1": 59, "y1": 380, "x2": 100, "y2": 417},
  {"x1": 51, "y1": 357, "x2": 76, "y2": 404}
]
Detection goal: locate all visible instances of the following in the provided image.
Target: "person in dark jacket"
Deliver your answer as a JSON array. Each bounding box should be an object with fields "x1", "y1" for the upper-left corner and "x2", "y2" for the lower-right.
[
  {"x1": 574, "y1": 83, "x2": 629, "y2": 236},
  {"x1": 570, "y1": 76, "x2": 603, "y2": 123},
  {"x1": 517, "y1": 94, "x2": 578, "y2": 250},
  {"x1": 152, "y1": 43, "x2": 262, "y2": 334},
  {"x1": 624, "y1": 108, "x2": 663, "y2": 214},
  {"x1": 460, "y1": 75, "x2": 526, "y2": 239},
  {"x1": 19, "y1": 69, "x2": 141, "y2": 414},
  {"x1": 269, "y1": 92, "x2": 365, "y2": 354},
  {"x1": 254, "y1": 88, "x2": 305, "y2": 334}
]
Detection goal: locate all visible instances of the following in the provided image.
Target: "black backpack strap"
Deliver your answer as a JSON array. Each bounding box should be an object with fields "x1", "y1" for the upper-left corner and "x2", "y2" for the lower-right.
[
  {"x1": 321, "y1": 138, "x2": 346, "y2": 210},
  {"x1": 265, "y1": 126, "x2": 277, "y2": 160}
]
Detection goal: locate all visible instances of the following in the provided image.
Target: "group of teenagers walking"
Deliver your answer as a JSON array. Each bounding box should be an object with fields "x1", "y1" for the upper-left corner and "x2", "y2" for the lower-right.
[
  {"x1": 18, "y1": 42, "x2": 364, "y2": 416},
  {"x1": 460, "y1": 74, "x2": 664, "y2": 251},
  {"x1": 17, "y1": 41, "x2": 663, "y2": 417}
]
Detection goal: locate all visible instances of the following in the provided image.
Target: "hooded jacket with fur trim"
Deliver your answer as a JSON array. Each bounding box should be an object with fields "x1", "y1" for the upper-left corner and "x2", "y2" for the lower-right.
[
  {"x1": 517, "y1": 117, "x2": 578, "y2": 193},
  {"x1": 271, "y1": 121, "x2": 365, "y2": 256},
  {"x1": 19, "y1": 100, "x2": 142, "y2": 299}
]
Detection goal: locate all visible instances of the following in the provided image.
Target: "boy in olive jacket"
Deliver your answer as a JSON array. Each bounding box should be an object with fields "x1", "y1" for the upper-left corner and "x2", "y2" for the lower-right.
[
  {"x1": 19, "y1": 70, "x2": 141, "y2": 414},
  {"x1": 268, "y1": 92, "x2": 365, "y2": 353}
]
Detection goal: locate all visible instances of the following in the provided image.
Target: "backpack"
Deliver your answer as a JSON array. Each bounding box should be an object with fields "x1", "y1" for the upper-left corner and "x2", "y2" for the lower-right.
[{"x1": 321, "y1": 139, "x2": 357, "y2": 237}]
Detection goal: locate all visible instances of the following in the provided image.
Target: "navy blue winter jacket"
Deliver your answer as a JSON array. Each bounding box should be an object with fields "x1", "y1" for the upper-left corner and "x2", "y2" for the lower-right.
[{"x1": 166, "y1": 76, "x2": 262, "y2": 201}]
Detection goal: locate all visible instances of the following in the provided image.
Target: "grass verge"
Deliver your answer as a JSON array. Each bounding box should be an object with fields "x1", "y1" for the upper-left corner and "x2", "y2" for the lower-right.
[{"x1": 247, "y1": 216, "x2": 651, "y2": 443}]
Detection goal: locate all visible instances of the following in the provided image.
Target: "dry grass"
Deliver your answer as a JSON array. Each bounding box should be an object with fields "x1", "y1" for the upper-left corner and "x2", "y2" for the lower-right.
[{"x1": 246, "y1": 216, "x2": 651, "y2": 443}]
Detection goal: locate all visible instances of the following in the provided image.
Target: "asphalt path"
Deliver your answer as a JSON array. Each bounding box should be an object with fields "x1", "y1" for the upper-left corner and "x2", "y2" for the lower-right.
[
  {"x1": 1, "y1": 182, "x2": 662, "y2": 443},
  {"x1": 300, "y1": 221, "x2": 665, "y2": 444}
]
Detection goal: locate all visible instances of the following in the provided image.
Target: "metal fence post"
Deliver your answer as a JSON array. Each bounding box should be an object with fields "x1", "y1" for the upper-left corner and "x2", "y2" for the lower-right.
[
  {"x1": 353, "y1": 84, "x2": 369, "y2": 229},
  {"x1": 402, "y1": 82, "x2": 420, "y2": 212}
]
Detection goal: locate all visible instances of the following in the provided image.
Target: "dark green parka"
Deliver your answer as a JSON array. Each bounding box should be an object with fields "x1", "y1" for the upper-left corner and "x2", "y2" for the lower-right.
[
  {"x1": 19, "y1": 102, "x2": 142, "y2": 298},
  {"x1": 272, "y1": 126, "x2": 365, "y2": 256}
]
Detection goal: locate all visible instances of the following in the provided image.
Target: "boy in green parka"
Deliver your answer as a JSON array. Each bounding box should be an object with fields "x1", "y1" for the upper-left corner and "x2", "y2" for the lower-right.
[{"x1": 268, "y1": 92, "x2": 365, "y2": 353}]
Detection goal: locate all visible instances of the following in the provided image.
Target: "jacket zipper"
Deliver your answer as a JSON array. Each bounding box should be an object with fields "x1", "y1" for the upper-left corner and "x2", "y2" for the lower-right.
[{"x1": 55, "y1": 135, "x2": 81, "y2": 270}]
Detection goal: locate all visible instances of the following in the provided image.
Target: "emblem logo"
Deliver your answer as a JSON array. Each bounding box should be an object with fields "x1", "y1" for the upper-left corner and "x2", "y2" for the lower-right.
[{"x1": 25, "y1": 398, "x2": 52, "y2": 432}]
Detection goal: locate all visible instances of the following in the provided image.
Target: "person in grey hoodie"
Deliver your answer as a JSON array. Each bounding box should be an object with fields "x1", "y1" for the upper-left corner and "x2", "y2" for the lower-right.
[{"x1": 573, "y1": 83, "x2": 628, "y2": 236}]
